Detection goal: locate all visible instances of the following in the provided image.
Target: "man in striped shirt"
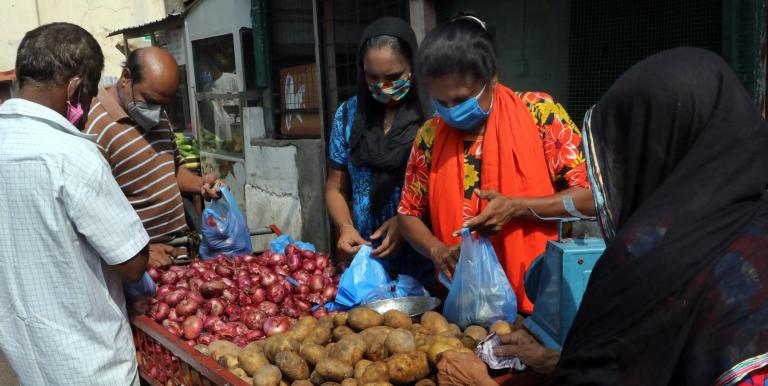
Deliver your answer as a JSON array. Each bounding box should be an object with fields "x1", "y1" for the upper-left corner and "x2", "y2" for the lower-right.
[{"x1": 85, "y1": 47, "x2": 219, "y2": 267}]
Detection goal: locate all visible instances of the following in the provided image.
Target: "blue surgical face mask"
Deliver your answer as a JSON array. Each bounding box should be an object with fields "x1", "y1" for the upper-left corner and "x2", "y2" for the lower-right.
[{"x1": 431, "y1": 84, "x2": 491, "y2": 130}]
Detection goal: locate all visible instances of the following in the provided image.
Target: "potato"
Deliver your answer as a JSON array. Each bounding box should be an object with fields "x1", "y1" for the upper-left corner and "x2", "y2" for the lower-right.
[
  {"x1": 341, "y1": 379, "x2": 358, "y2": 386},
  {"x1": 383, "y1": 310, "x2": 412, "y2": 329},
  {"x1": 416, "y1": 335, "x2": 435, "y2": 353},
  {"x1": 218, "y1": 353, "x2": 239, "y2": 369},
  {"x1": 433, "y1": 335, "x2": 464, "y2": 348},
  {"x1": 446, "y1": 324, "x2": 462, "y2": 337},
  {"x1": 252, "y1": 364, "x2": 282, "y2": 386},
  {"x1": 354, "y1": 359, "x2": 372, "y2": 380},
  {"x1": 384, "y1": 329, "x2": 415, "y2": 355},
  {"x1": 334, "y1": 312, "x2": 350, "y2": 327},
  {"x1": 359, "y1": 326, "x2": 392, "y2": 361},
  {"x1": 276, "y1": 351, "x2": 310, "y2": 381},
  {"x1": 333, "y1": 326, "x2": 356, "y2": 341},
  {"x1": 385, "y1": 351, "x2": 430, "y2": 384},
  {"x1": 209, "y1": 340, "x2": 241, "y2": 361},
  {"x1": 427, "y1": 342, "x2": 456, "y2": 365},
  {"x1": 414, "y1": 379, "x2": 436, "y2": 386},
  {"x1": 316, "y1": 358, "x2": 354, "y2": 382},
  {"x1": 420, "y1": 312, "x2": 449, "y2": 334},
  {"x1": 362, "y1": 383, "x2": 393, "y2": 386},
  {"x1": 463, "y1": 325, "x2": 488, "y2": 342},
  {"x1": 265, "y1": 334, "x2": 300, "y2": 362},
  {"x1": 292, "y1": 381, "x2": 314, "y2": 386},
  {"x1": 289, "y1": 316, "x2": 319, "y2": 341},
  {"x1": 194, "y1": 344, "x2": 211, "y2": 356},
  {"x1": 319, "y1": 315, "x2": 336, "y2": 330},
  {"x1": 281, "y1": 381, "x2": 290, "y2": 386},
  {"x1": 460, "y1": 336, "x2": 477, "y2": 350},
  {"x1": 360, "y1": 362, "x2": 389, "y2": 383},
  {"x1": 310, "y1": 370, "x2": 326, "y2": 385},
  {"x1": 328, "y1": 334, "x2": 366, "y2": 364},
  {"x1": 300, "y1": 342, "x2": 327, "y2": 366},
  {"x1": 239, "y1": 345, "x2": 270, "y2": 376},
  {"x1": 320, "y1": 383, "x2": 341, "y2": 386},
  {"x1": 409, "y1": 323, "x2": 428, "y2": 334},
  {"x1": 490, "y1": 320, "x2": 513, "y2": 335},
  {"x1": 232, "y1": 367, "x2": 248, "y2": 378},
  {"x1": 305, "y1": 326, "x2": 333, "y2": 346},
  {"x1": 348, "y1": 308, "x2": 384, "y2": 331}
]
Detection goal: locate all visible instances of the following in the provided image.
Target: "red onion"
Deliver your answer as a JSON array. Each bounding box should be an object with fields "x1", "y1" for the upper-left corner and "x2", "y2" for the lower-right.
[
  {"x1": 241, "y1": 309, "x2": 267, "y2": 330},
  {"x1": 233, "y1": 322, "x2": 249, "y2": 336},
  {"x1": 182, "y1": 315, "x2": 203, "y2": 340},
  {"x1": 185, "y1": 340, "x2": 196, "y2": 347},
  {"x1": 162, "y1": 319, "x2": 181, "y2": 332},
  {"x1": 214, "y1": 254, "x2": 228, "y2": 264},
  {"x1": 219, "y1": 324, "x2": 237, "y2": 339},
  {"x1": 323, "y1": 266, "x2": 337, "y2": 278},
  {"x1": 268, "y1": 253, "x2": 286, "y2": 267},
  {"x1": 175, "y1": 281, "x2": 189, "y2": 289},
  {"x1": 294, "y1": 284, "x2": 310, "y2": 295},
  {"x1": 316, "y1": 255, "x2": 330, "y2": 270},
  {"x1": 252, "y1": 288, "x2": 266, "y2": 304},
  {"x1": 309, "y1": 275, "x2": 325, "y2": 292},
  {"x1": 197, "y1": 334, "x2": 213, "y2": 345},
  {"x1": 190, "y1": 260, "x2": 205, "y2": 270},
  {"x1": 257, "y1": 252, "x2": 272, "y2": 266},
  {"x1": 314, "y1": 269, "x2": 323, "y2": 276},
  {"x1": 274, "y1": 266, "x2": 290, "y2": 277},
  {"x1": 160, "y1": 271, "x2": 179, "y2": 285},
  {"x1": 307, "y1": 293, "x2": 324, "y2": 305},
  {"x1": 186, "y1": 291, "x2": 204, "y2": 304},
  {"x1": 188, "y1": 277, "x2": 204, "y2": 292},
  {"x1": 221, "y1": 288, "x2": 239, "y2": 303},
  {"x1": 292, "y1": 270, "x2": 311, "y2": 284},
  {"x1": 147, "y1": 267, "x2": 162, "y2": 282},
  {"x1": 156, "y1": 284, "x2": 175, "y2": 300},
  {"x1": 242, "y1": 254, "x2": 256, "y2": 263},
  {"x1": 215, "y1": 265, "x2": 233, "y2": 278},
  {"x1": 163, "y1": 289, "x2": 186, "y2": 307},
  {"x1": 285, "y1": 244, "x2": 297, "y2": 255},
  {"x1": 168, "y1": 308, "x2": 184, "y2": 323},
  {"x1": 294, "y1": 299, "x2": 311, "y2": 313},
  {"x1": 266, "y1": 284, "x2": 288, "y2": 304},
  {"x1": 148, "y1": 302, "x2": 171, "y2": 322},
  {"x1": 257, "y1": 301, "x2": 279, "y2": 317},
  {"x1": 225, "y1": 304, "x2": 241, "y2": 321},
  {"x1": 184, "y1": 267, "x2": 200, "y2": 279},
  {"x1": 238, "y1": 292, "x2": 252, "y2": 306},
  {"x1": 235, "y1": 269, "x2": 249, "y2": 279},
  {"x1": 301, "y1": 259, "x2": 316, "y2": 272},
  {"x1": 204, "y1": 316, "x2": 221, "y2": 331},
  {"x1": 287, "y1": 253, "x2": 302, "y2": 272},
  {"x1": 201, "y1": 269, "x2": 217, "y2": 281},
  {"x1": 212, "y1": 319, "x2": 229, "y2": 334},
  {"x1": 233, "y1": 255, "x2": 244, "y2": 266},
  {"x1": 205, "y1": 299, "x2": 226, "y2": 317},
  {"x1": 220, "y1": 277, "x2": 235, "y2": 287},
  {"x1": 300, "y1": 249, "x2": 315, "y2": 260},
  {"x1": 232, "y1": 336, "x2": 249, "y2": 348},
  {"x1": 175, "y1": 298, "x2": 199, "y2": 317},
  {"x1": 260, "y1": 272, "x2": 277, "y2": 287},
  {"x1": 282, "y1": 304, "x2": 301, "y2": 318},
  {"x1": 322, "y1": 286, "x2": 338, "y2": 302},
  {"x1": 263, "y1": 316, "x2": 291, "y2": 337},
  {"x1": 199, "y1": 281, "x2": 227, "y2": 298},
  {"x1": 312, "y1": 307, "x2": 328, "y2": 318},
  {"x1": 245, "y1": 330, "x2": 265, "y2": 342}
]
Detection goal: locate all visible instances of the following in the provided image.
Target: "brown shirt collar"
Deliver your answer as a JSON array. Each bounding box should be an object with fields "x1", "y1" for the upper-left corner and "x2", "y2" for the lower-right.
[{"x1": 96, "y1": 85, "x2": 130, "y2": 122}]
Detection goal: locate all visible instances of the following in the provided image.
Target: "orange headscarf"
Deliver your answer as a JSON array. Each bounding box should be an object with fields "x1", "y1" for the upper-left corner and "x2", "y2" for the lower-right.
[{"x1": 428, "y1": 84, "x2": 557, "y2": 313}]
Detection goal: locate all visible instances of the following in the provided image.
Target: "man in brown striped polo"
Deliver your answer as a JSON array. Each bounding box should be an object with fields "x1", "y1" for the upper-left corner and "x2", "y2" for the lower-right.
[{"x1": 85, "y1": 47, "x2": 219, "y2": 267}]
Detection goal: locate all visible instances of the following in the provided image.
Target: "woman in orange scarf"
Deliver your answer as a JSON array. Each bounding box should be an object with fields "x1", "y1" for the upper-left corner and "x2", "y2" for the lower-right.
[{"x1": 397, "y1": 12, "x2": 594, "y2": 314}]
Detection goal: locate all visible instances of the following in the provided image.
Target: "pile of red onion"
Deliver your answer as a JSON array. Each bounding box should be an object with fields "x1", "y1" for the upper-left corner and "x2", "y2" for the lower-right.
[{"x1": 146, "y1": 245, "x2": 341, "y2": 347}]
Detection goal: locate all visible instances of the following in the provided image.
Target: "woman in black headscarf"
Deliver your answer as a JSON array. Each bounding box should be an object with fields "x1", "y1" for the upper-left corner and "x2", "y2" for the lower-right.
[
  {"x1": 325, "y1": 17, "x2": 435, "y2": 285},
  {"x1": 552, "y1": 47, "x2": 768, "y2": 385}
]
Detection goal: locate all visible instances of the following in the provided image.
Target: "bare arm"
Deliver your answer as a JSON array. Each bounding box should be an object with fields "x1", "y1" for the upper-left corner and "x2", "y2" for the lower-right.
[
  {"x1": 398, "y1": 213, "x2": 459, "y2": 278},
  {"x1": 113, "y1": 245, "x2": 149, "y2": 282},
  {"x1": 326, "y1": 169, "x2": 369, "y2": 255}
]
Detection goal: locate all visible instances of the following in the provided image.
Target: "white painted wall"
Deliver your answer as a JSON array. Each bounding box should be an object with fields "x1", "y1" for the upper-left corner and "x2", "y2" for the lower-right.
[{"x1": 0, "y1": 0, "x2": 166, "y2": 80}]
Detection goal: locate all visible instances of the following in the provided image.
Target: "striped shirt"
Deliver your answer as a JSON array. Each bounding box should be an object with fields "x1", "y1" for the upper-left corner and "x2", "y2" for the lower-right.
[{"x1": 86, "y1": 86, "x2": 187, "y2": 242}]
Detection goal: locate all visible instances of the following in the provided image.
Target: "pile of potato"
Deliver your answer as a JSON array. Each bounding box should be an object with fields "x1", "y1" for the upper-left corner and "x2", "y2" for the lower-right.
[{"x1": 195, "y1": 307, "x2": 523, "y2": 386}]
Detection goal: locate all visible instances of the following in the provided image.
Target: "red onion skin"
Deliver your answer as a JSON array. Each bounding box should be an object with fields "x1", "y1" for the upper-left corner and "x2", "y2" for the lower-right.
[
  {"x1": 148, "y1": 267, "x2": 162, "y2": 282},
  {"x1": 241, "y1": 309, "x2": 267, "y2": 330},
  {"x1": 204, "y1": 316, "x2": 221, "y2": 331},
  {"x1": 309, "y1": 275, "x2": 325, "y2": 292},
  {"x1": 149, "y1": 302, "x2": 171, "y2": 322},
  {"x1": 322, "y1": 286, "x2": 338, "y2": 302},
  {"x1": 294, "y1": 299, "x2": 311, "y2": 313},
  {"x1": 215, "y1": 265, "x2": 233, "y2": 278},
  {"x1": 156, "y1": 284, "x2": 175, "y2": 300},
  {"x1": 163, "y1": 289, "x2": 186, "y2": 307},
  {"x1": 285, "y1": 244, "x2": 297, "y2": 255},
  {"x1": 182, "y1": 315, "x2": 203, "y2": 340},
  {"x1": 252, "y1": 288, "x2": 266, "y2": 304},
  {"x1": 186, "y1": 291, "x2": 204, "y2": 304},
  {"x1": 268, "y1": 253, "x2": 286, "y2": 267},
  {"x1": 292, "y1": 270, "x2": 311, "y2": 284},
  {"x1": 245, "y1": 330, "x2": 265, "y2": 342},
  {"x1": 160, "y1": 271, "x2": 179, "y2": 285},
  {"x1": 301, "y1": 260, "x2": 316, "y2": 272},
  {"x1": 188, "y1": 277, "x2": 204, "y2": 292},
  {"x1": 315, "y1": 255, "x2": 330, "y2": 270},
  {"x1": 263, "y1": 316, "x2": 291, "y2": 337},
  {"x1": 260, "y1": 272, "x2": 277, "y2": 288},
  {"x1": 175, "y1": 298, "x2": 199, "y2": 317},
  {"x1": 257, "y1": 301, "x2": 279, "y2": 317},
  {"x1": 266, "y1": 285, "x2": 288, "y2": 304},
  {"x1": 225, "y1": 304, "x2": 241, "y2": 321},
  {"x1": 242, "y1": 254, "x2": 256, "y2": 263},
  {"x1": 300, "y1": 249, "x2": 315, "y2": 260},
  {"x1": 205, "y1": 299, "x2": 226, "y2": 317},
  {"x1": 294, "y1": 285, "x2": 310, "y2": 295},
  {"x1": 287, "y1": 253, "x2": 301, "y2": 272},
  {"x1": 197, "y1": 334, "x2": 213, "y2": 345},
  {"x1": 312, "y1": 308, "x2": 327, "y2": 318}
]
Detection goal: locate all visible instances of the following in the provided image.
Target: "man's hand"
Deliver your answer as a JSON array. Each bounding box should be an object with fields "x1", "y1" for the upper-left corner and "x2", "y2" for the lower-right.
[
  {"x1": 456, "y1": 189, "x2": 530, "y2": 237},
  {"x1": 148, "y1": 243, "x2": 174, "y2": 268},
  {"x1": 371, "y1": 216, "x2": 403, "y2": 258},
  {"x1": 337, "y1": 225, "x2": 371, "y2": 255},
  {"x1": 437, "y1": 350, "x2": 497, "y2": 386},
  {"x1": 493, "y1": 330, "x2": 560, "y2": 374},
  {"x1": 201, "y1": 173, "x2": 222, "y2": 200},
  {"x1": 430, "y1": 243, "x2": 460, "y2": 281}
]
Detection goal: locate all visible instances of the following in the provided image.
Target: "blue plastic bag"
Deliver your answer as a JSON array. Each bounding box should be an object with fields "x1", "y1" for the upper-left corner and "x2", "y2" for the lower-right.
[
  {"x1": 123, "y1": 272, "x2": 157, "y2": 301},
  {"x1": 442, "y1": 229, "x2": 518, "y2": 328},
  {"x1": 362, "y1": 275, "x2": 430, "y2": 304},
  {"x1": 200, "y1": 187, "x2": 253, "y2": 259},
  {"x1": 270, "y1": 234, "x2": 316, "y2": 254},
  {"x1": 334, "y1": 245, "x2": 389, "y2": 308}
]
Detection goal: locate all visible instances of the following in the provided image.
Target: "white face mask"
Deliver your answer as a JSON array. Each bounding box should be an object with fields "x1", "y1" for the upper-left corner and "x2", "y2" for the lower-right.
[{"x1": 118, "y1": 83, "x2": 162, "y2": 130}]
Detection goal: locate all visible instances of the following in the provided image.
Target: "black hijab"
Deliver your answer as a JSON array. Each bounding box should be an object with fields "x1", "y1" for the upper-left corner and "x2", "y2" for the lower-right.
[
  {"x1": 348, "y1": 17, "x2": 424, "y2": 217},
  {"x1": 554, "y1": 48, "x2": 768, "y2": 385}
]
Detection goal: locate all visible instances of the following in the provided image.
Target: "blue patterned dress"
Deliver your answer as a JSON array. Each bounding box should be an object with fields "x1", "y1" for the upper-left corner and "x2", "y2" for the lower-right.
[{"x1": 328, "y1": 97, "x2": 436, "y2": 287}]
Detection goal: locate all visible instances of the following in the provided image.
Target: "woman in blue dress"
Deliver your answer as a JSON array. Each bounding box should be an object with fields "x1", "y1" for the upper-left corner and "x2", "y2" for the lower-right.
[{"x1": 325, "y1": 17, "x2": 435, "y2": 289}]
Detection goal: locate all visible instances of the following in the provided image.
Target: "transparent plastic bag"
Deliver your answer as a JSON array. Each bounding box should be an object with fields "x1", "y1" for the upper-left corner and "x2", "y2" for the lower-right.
[
  {"x1": 443, "y1": 229, "x2": 518, "y2": 328},
  {"x1": 200, "y1": 187, "x2": 252, "y2": 259}
]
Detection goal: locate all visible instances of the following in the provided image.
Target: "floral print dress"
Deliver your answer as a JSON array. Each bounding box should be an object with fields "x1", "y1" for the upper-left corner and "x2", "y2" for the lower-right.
[{"x1": 398, "y1": 91, "x2": 590, "y2": 220}]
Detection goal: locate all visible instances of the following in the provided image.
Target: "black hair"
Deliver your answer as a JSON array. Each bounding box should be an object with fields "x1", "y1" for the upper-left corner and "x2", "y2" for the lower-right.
[
  {"x1": 124, "y1": 48, "x2": 145, "y2": 83},
  {"x1": 16, "y1": 22, "x2": 103, "y2": 97},
  {"x1": 417, "y1": 11, "x2": 496, "y2": 84}
]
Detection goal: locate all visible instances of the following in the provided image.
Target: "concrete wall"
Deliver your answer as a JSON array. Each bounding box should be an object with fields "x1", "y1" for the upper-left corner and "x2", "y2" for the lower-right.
[
  {"x1": 246, "y1": 139, "x2": 330, "y2": 253},
  {"x1": 434, "y1": 0, "x2": 571, "y2": 105},
  {"x1": 0, "y1": 0, "x2": 166, "y2": 79}
]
